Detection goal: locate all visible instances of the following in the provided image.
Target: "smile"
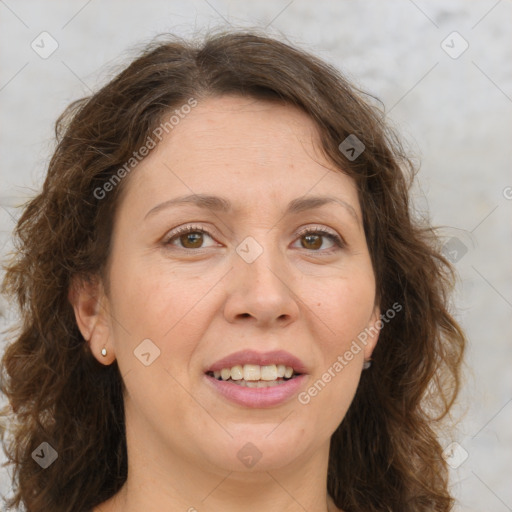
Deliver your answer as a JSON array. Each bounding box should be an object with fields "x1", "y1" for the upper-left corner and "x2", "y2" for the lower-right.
[{"x1": 207, "y1": 363, "x2": 298, "y2": 383}]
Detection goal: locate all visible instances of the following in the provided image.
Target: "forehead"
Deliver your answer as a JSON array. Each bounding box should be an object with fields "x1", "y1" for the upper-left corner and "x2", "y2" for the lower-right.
[
  {"x1": 161, "y1": 95, "x2": 323, "y2": 165},
  {"x1": 121, "y1": 95, "x2": 361, "y2": 217}
]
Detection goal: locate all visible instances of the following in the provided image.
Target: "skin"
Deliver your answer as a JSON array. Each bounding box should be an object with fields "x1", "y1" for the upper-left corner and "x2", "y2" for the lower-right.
[{"x1": 71, "y1": 95, "x2": 380, "y2": 512}]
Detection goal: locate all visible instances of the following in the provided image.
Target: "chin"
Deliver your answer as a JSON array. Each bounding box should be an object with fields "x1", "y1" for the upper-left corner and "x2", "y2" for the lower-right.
[{"x1": 198, "y1": 427, "x2": 311, "y2": 473}]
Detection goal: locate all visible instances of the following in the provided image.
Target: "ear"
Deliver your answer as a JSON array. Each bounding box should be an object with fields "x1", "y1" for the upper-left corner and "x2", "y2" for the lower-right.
[
  {"x1": 363, "y1": 304, "x2": 381, "y2": 362},
  {"x1": 68, "y1": 275, "x2": 116, "y2": 365}
]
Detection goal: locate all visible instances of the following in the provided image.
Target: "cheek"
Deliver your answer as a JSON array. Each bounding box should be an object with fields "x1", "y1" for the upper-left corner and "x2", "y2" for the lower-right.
[
  {"x1": 298, "y1": 342, "x2": 363, "y2": 444},
  {"x1": 298, "y1": 270, "x2": 374, "y2": 431},
  {"x1": 107, "y1": 256, "x2": 225, "y2": 374},
  {"x1": 107, "y1": 260, "x2": 215, "y2": 418},
  {"x1": 312, "y1": 273, "x2": 376, "y2": 347},
  {"x1": 109, "y1": 255, "x2": 208, "y2": 335}
]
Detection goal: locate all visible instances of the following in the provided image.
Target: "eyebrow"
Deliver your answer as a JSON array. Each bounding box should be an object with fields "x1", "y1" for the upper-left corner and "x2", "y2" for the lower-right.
[{"x1": 144, "y1": 193, "x2": 360, "y2": 224}]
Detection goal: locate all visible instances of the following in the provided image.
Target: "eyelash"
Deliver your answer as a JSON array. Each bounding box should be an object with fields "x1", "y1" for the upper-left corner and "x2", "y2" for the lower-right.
[{"x1": 163, "y1": 224, "x2": 345, "y2": 253}]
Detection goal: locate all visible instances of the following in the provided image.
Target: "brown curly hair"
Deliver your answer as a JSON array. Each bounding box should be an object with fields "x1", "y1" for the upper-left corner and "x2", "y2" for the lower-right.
[{"x1": 1, "y1": 30, "x2": 465, "y2": 512}]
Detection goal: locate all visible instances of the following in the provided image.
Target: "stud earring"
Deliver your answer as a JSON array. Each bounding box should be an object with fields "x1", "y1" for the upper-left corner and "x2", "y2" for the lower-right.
[
  {"x1": 101, "y1": 347, "x2": 108, "y2": 357},
  {"x1": 363, "y1": 359, "x2": 372, "y2": 370}
]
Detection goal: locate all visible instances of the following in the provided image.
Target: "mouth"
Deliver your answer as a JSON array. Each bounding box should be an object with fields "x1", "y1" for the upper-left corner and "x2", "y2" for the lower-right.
[
  {"x1": 203, "y1": 350, "x2": 308, "y2": 407},
  {"x1": 206, "y1": 364, "x2": 302, "y2": 388}
]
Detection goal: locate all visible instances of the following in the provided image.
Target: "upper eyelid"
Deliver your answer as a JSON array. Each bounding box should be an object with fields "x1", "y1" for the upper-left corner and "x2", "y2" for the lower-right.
[
  {"x1": 164, "y1": 223, "x2": 345, "y2": 247},
  {"x1": 295, "y1": 224, "x2": 339, "y2": 237},
  {"x1": 166, "y1": 223, "x2": 341, "y2": 238}
]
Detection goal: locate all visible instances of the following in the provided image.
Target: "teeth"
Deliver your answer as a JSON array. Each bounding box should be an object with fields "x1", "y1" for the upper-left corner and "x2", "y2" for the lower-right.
[
  {"x1": 261, "y1": 365, "x2": 277, "y2": 381},
  {"x1": 230, "y1": 365, "x2": 243, "y2": 380},
  {"x1": 243, "y1": 380, "x2": 281, "y2": 388},
  {"x1": 243, "y1": 364, "x2": 261, "y2": 381},
  {"x1": 212, "y1": 364, "x2": 297, "y2": 382}
]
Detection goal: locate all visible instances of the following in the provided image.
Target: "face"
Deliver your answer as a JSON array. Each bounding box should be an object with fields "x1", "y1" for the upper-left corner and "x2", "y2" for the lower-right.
[{"x1": 78, "y1": 95, "x2": 380, "y2": 479}]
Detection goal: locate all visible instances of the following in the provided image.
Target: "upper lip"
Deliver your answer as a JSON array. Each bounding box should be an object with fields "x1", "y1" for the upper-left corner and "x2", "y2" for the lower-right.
[{"x1": 205, "y1": 349, "x2": 308, "y2": 374}]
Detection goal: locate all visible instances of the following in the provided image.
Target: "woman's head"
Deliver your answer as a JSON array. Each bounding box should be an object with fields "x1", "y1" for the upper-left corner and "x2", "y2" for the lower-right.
[{"x1": 1, "y1": 30, "x2": 465, "y2": 512}]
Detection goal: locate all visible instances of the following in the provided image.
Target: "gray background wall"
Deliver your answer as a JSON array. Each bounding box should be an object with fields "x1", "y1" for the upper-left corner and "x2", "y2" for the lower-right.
[{"x1": 1, "y1": 1, "x2": 511, "y2": 510}]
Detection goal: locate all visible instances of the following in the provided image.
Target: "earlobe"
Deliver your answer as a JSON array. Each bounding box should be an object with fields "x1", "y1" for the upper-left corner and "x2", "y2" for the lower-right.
[{"x1": 68, "y1": 275, "x2": 115, "y2": 365}]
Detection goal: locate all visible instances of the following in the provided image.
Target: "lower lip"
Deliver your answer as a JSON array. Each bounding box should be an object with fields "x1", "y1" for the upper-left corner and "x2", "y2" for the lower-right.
[{"x1": 204, "y1": 374, "x2": 307, "y2": 408}]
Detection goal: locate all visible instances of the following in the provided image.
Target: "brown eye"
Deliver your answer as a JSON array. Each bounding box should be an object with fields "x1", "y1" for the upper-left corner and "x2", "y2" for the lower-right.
[
  {"x1": 165, "y1": 225, "x2": 217, "y2": 250},
  {"x1": 293, "y1": 228, "x2": 344, "y2": 252},
  {"x1": 301, "y1": 234, "x2": 323, "y2": 250},
  {"x1": 180, "y1": 232, "x2": 204, "y2": 249}
]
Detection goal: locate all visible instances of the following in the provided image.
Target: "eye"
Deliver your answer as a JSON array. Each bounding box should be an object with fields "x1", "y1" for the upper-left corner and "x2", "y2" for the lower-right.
[
  {"x1": 163, "y1": 224, "x2": 219, "y2": 250},
  {"x1": 292, "y1": 226, "x2": 345, "y2": 252},
  {"x1": 163, "y1": 224, "x2": 345, "y2": 252}
]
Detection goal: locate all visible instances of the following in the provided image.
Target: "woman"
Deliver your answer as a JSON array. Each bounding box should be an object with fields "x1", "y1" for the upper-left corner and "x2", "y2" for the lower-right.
[{"x1": 0, "y1": 30, "x2": 465, "y2": 512}]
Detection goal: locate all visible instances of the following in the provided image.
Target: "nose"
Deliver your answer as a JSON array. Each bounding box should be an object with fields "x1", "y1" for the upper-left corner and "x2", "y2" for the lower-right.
[{"x1": 223, "y1": 243, "x2": 300, "y2": 328}]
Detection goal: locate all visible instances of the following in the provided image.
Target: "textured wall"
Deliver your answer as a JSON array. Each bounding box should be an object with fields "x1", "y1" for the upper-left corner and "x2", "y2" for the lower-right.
[{"x1": 1, "y1": 1, "x2": 511, "y2": 510}]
